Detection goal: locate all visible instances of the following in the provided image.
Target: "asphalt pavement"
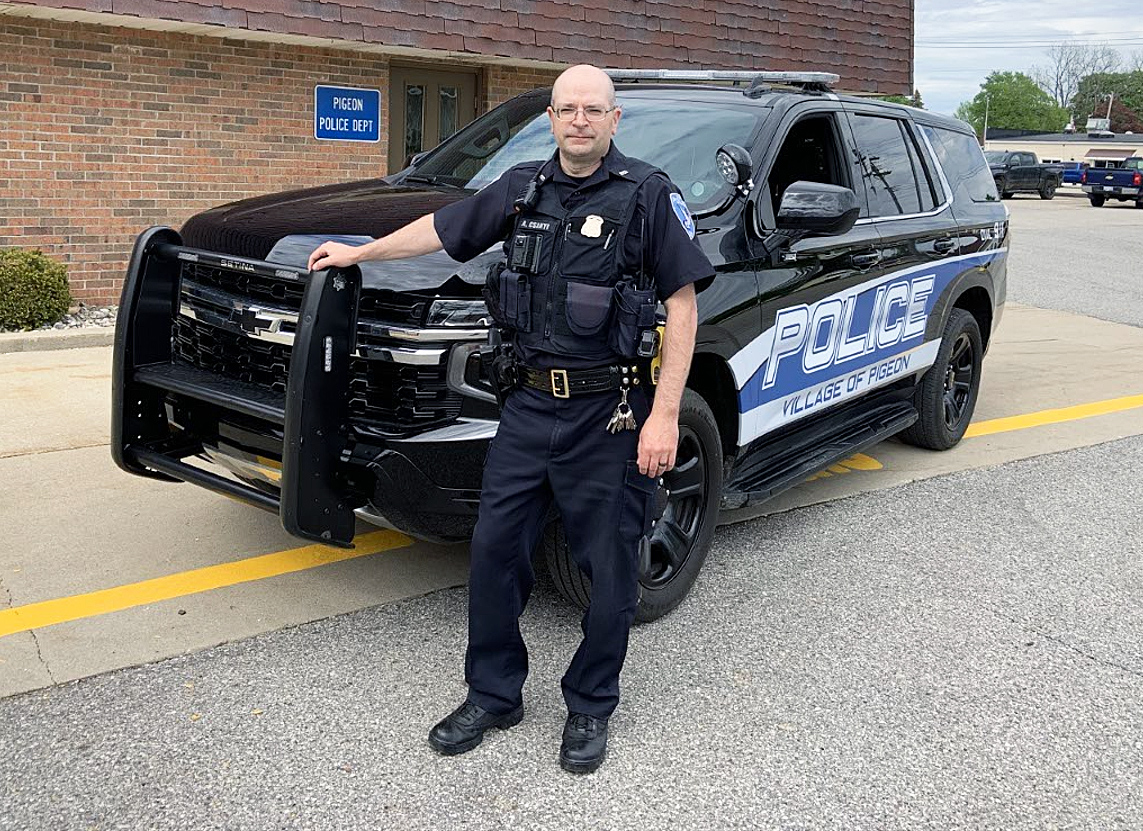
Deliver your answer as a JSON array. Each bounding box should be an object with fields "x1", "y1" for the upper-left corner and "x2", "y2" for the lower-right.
[
  {"x1": 3, "y1": 435, "x2": 1142, "y2": 830},
  {"x1": 1005, "y1": 188, "x2": 1143, "y2": 329}
]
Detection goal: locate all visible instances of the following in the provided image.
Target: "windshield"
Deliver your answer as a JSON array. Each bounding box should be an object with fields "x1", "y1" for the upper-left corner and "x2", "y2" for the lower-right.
[
  {"x1": 412, "y1": 94, "x2": 766, "y2": 213},
  {"x1": 983, "y1": 151, "x2": 1006, "y2": 163}
]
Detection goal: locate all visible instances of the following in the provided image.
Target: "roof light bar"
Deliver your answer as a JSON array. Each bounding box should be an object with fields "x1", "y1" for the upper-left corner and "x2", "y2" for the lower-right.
[{"x1": 604, "y1": 69, "x2": 840, "y2": 87}]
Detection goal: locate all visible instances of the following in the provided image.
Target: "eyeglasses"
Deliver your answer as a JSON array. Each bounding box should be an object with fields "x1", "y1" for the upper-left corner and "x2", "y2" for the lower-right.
[{"x1": 552, "y1": 105, "x2": 616, "y2": 122}]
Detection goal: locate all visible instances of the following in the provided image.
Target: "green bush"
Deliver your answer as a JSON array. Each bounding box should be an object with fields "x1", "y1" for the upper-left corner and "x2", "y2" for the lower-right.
[{"x1": 0, "y1": 249, "x2": 72, "y2": 330}]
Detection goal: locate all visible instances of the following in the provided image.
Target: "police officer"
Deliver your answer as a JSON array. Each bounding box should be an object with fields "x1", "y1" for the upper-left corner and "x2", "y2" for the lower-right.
[{"x1": 309, "y1": 64, "x2": 713, "y2": 774}]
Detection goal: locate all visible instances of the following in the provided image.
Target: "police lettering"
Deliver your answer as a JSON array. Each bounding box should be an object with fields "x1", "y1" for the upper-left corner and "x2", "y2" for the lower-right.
[{"x1": 762, "y1": 273, "x2": 935, "y2": 389}]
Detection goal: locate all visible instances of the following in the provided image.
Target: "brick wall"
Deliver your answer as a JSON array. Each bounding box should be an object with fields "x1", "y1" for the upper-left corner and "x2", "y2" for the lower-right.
[
  {"x1": 486, "y1": 65, "x2": 561, "y2": 109},
  {"x1": 0, "y1": 17, "x2": 403, "y2": 304}
]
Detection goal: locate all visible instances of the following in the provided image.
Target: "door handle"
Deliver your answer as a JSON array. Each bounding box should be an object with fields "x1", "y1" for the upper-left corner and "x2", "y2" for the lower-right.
[
  {"x1": 850, "y1": 251, "x2": 882, "y2": 268},
  {"x1": 933, "y1": 238, "x2": 957, "y2": 254}
]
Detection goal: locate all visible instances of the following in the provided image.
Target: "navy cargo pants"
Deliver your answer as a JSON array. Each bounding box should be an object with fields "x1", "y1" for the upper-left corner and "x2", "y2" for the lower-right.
[{"x1": 464, "y1": 383, "x2": 656, "y2": 720}]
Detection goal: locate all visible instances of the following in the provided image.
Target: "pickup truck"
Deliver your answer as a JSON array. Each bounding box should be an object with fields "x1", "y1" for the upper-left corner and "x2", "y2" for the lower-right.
[
  {"x1": 984, "y1": 151, "x2": 1062, "y2": 199},
  {"x1": 1053, "y1": 161, "x2": 1088, "y2": 185},
  {"x1": 1082, "y1": 157, "x2": 1143, "y2": 207}
]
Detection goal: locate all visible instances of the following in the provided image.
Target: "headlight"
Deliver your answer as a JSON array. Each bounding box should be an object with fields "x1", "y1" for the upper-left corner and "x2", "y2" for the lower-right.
[{"x1": 426, "y1": 299, "x2": 491, "y2": 327}]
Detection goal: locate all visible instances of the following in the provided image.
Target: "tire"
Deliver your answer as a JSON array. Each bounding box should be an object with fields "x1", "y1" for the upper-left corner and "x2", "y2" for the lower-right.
[
  {"x1": 1038, "y1": 181, "x2": 1056, "y2": 199},
  {"x1": 1001, "y1": 191, "x2": 1013, "y2": 200},
  {"x1": 898, "y1": 308, "x2": 983, "y2": 451},
  {"x1": 1136, "y1": 199, "x2": 1143, "y2": 209},
  {"x1": 542, "y1": 388, "x2": 723, "y2": 623},
  {"x1": 1090, "y1": 195, "x2": 1105, "y2": 207}
]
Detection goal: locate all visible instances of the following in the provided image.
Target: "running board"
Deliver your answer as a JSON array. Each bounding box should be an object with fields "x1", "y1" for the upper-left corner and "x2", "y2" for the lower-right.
[{"x1": 721, "y1": 402, "x2": 917, "y2": 510}]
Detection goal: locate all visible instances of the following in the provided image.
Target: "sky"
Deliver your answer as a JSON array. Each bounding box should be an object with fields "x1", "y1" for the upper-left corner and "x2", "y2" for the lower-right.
[{"x1": 914, "y1": 0, "x2": 1143, "y2": 116}]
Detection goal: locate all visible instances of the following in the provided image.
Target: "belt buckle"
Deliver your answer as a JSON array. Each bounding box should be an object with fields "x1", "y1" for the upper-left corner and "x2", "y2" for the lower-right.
[{"x1": 550, "y1": 369, "x2": 570, "y2": 398}]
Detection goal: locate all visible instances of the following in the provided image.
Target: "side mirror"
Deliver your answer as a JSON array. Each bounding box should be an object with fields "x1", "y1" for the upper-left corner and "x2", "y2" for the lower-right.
[{"x1": 776, "y1": 181, "x2": 860, "y2": 236}]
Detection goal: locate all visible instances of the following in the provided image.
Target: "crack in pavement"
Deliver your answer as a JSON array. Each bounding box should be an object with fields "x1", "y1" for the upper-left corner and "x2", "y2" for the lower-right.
[
  {"x1": 0, "y1": 574, "x2": 57, "y2": 685},
  {"x1": 0, "y1": 441, "x2": 111, "y2": 460},
  {"x1": 27, "y1": 629, "x2": 58, "y2": 686},
  {"x1": 988, "y1": 605, "x2": 1143, "y2": 682}
]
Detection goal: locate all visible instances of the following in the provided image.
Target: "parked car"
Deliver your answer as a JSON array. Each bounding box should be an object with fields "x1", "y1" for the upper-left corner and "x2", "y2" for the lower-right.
[
  {"x1": 1055, "y1": 161, "x2": 1089, "y2": 185},
  {"x1": 1082, "y1": 157, "x2": 1143, "y2": 207},
  {"x1": 985, "y1": 150, "x2": 1062, "y2": 199},
  {"x1": 113, "y1": 71, "x2": 1008, "y2": 621}
]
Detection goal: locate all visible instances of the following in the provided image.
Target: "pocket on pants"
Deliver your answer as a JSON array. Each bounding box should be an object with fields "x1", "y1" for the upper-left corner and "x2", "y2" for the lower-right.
[{"x1": 619, "y1": 459, "x2": 657, "y2": 544}]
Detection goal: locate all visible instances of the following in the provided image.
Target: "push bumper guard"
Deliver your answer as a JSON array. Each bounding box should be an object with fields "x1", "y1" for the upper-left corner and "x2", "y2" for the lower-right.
[{"x1": 112, "y1": 226, "x2": 362, "y2": 548}]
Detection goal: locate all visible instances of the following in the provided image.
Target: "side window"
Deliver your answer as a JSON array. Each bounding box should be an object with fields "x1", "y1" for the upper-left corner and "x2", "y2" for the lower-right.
[
  {"x1": 903, "y1": 123, "x2": 940, "y2": 211},
  {"x1": 847, "y1": 113, "x2": 925, "y2": 217},
  {"x1": 766, "y1": 113, "x2": 851, "y2": 218},
  {"x1": 919, "y1": 124, "x2": 999, "y2": 203}
]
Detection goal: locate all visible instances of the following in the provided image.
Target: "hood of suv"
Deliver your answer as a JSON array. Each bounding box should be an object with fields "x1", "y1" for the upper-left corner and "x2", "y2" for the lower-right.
[{"x1": 179, "y1": 178, "x2": 493, "y2": 292}]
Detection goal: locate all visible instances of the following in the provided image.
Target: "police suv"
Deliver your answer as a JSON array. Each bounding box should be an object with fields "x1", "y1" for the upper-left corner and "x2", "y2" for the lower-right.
[{"x1": 113, "y1": 70, "x2": 1007, "y2": 622}]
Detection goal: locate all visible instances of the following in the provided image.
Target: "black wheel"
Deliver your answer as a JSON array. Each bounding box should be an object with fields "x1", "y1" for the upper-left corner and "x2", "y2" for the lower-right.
[
  {"x1": 898, "y1": 308, "x2": 983, "y2": 451},
  {"x1": 542, "y1": 388, "x2": 723, "y2": 623},
  {"x1": 1090, "y1": 195, "x2": 1105, "y2": 207},
  {"x1": 1001, "y1": 191, "x2": 1014, "y2": 199},
  {"x1": 1135, "y1": 199, "x2": 1143, "y2": 209},
  {"x1": 1039, "y1": 181, "x2": 1056, "y2": 199}
]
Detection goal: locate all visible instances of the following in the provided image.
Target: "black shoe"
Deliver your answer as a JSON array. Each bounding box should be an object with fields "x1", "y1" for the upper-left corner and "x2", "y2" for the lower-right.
[
  {"x1": 559, "y1": 712, "x2": 608, "y2": 774},
  {"x1": 427, "y1": 701, "x2": 524, "y2": 756}
]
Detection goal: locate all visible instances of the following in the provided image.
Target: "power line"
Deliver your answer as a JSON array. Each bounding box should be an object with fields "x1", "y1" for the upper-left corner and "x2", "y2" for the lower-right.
[{"x1": 916, "y1": 33, "x2": 1143, "y2": 44}]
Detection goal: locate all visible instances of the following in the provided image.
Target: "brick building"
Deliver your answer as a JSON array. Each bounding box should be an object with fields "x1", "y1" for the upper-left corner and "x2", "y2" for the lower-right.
[{"x1": 0, "y1": 0, "x2": 913, "y2": 305}]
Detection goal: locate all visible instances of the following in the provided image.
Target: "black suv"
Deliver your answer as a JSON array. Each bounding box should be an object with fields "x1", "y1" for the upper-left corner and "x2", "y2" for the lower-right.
[{"x1": 113, "y1": 71, "x2": 1008, "y2": 622}]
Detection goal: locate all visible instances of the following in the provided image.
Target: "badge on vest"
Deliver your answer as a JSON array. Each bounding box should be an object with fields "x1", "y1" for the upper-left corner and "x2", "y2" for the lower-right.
[{"x1": 580, "y1": 215, "x2": 604, "y2": 238}]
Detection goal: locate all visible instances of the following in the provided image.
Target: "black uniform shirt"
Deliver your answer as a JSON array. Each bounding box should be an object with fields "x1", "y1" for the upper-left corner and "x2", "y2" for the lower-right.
[{"x1": 434, "y1": 145, "x2": 714, "y2": 369}]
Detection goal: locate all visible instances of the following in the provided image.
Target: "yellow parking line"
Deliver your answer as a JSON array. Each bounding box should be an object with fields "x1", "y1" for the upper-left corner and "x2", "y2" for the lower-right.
[
  {"x1": 965, "y1": 393, "x2": 1143, "y2": 439},
  {"x1": 0, "y1": 530, "x2": 411, "y2": 639}
]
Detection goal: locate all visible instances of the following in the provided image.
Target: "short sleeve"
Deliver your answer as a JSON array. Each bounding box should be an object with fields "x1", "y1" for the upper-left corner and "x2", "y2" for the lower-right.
[
  {"x1": 643, "y1": 177, "x2": 715, "y2": 301},
  {"x1": 432, "y1": 163, "x2": 541, "y2": 262}
]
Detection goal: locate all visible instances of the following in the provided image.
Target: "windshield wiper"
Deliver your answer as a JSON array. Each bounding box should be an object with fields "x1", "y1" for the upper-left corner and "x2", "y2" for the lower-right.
[{"x1": 403, "y1": 173, "x2": 442, "y2": 185}]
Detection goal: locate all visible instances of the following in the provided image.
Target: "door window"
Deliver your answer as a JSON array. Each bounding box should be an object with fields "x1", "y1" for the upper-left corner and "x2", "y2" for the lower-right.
[
  {"x1": 848, "y1": 114, "x2": 927, "y2": 217},
  {"x1": 765, "y1": 113, "x2": 852, "y2": 219}
]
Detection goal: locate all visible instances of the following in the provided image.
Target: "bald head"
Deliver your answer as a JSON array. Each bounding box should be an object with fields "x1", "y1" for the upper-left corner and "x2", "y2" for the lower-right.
[{"x1": 551, "y1": 64, "x2": 616, "y2": 110}]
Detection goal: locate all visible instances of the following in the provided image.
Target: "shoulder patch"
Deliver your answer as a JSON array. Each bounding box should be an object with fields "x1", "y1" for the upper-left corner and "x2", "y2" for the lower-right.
[{"x1": 669, "y1": 192, "x2": 696, "y2": 239}]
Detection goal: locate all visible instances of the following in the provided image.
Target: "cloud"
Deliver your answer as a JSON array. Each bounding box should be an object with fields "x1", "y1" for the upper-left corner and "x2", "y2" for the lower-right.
[{"x1": 915, "y1": 0, "x2": 1143, "y2": 116}]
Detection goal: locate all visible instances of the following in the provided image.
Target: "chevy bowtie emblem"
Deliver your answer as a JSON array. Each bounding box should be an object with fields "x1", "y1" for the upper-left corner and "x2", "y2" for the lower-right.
[{"x1": 235, "y1": 307, "x2": 273, "y2": 335}]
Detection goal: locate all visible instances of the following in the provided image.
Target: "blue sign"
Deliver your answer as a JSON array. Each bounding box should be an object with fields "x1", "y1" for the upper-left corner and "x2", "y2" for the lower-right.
[{"x1": 314, "y1": 85, "x2": 380, "y2": 142}]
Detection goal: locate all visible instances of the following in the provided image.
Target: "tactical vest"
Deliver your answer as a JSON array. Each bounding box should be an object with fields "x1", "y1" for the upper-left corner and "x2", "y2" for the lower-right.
[{"x1": 486, "y1": 155, "x2": 662, "y2": 364}]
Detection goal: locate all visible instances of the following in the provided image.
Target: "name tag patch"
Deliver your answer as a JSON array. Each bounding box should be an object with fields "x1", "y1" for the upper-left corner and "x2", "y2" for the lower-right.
[{"x1": 521, "y1": 219, "x2": 552, "y2": 232}]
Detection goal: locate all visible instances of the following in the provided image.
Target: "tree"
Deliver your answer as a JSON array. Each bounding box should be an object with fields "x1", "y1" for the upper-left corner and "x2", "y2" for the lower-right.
[
  {"x1": 954, "y1": 72, "x2": 1070, "y2": 136},
  {"x1": 1031, "y1": 43, "x2": 1121, "y2": 111},
  {"x1": 876, "y1": 89, "x2": 924, "y2": 109},
  {"x1": 1072, "y1": 71, "x2": 1143, "y2": 133},
  {"x1": 1129, "y1": 52, "x2": 1143, "y2": 74}
]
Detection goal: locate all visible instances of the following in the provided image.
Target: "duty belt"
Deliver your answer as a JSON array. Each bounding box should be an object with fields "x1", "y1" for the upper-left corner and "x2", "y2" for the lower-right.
[{"x1": 519, "y1": 364, "x2": 646, "y2": 398}]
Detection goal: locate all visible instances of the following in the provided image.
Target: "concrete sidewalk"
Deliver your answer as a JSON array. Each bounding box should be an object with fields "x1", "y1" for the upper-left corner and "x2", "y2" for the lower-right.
[{"x1": 0, "y1": 327, "x2": 115, "y2": 355}]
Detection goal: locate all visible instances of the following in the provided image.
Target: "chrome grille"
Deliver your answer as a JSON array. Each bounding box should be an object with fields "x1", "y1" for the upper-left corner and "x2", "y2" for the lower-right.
[{"x1": 173, "y1": 264, "x2": 464, "y2": 430}]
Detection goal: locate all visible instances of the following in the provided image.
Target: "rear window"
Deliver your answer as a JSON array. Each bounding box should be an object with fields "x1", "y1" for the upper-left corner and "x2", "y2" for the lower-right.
[{"x1": 921, "y1": 125, "x2": 1000, "y2": 203}]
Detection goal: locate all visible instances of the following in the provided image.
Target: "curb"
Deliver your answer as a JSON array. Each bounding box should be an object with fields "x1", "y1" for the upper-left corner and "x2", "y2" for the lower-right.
[{"x1": 0, "y1": 328, "x2": 116, "y2": 354}]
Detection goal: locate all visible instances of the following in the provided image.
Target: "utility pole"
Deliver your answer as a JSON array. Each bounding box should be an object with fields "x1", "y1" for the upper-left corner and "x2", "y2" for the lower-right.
[{"x1": 982, "y1": 93, "x2": 990, "y2": 149}]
